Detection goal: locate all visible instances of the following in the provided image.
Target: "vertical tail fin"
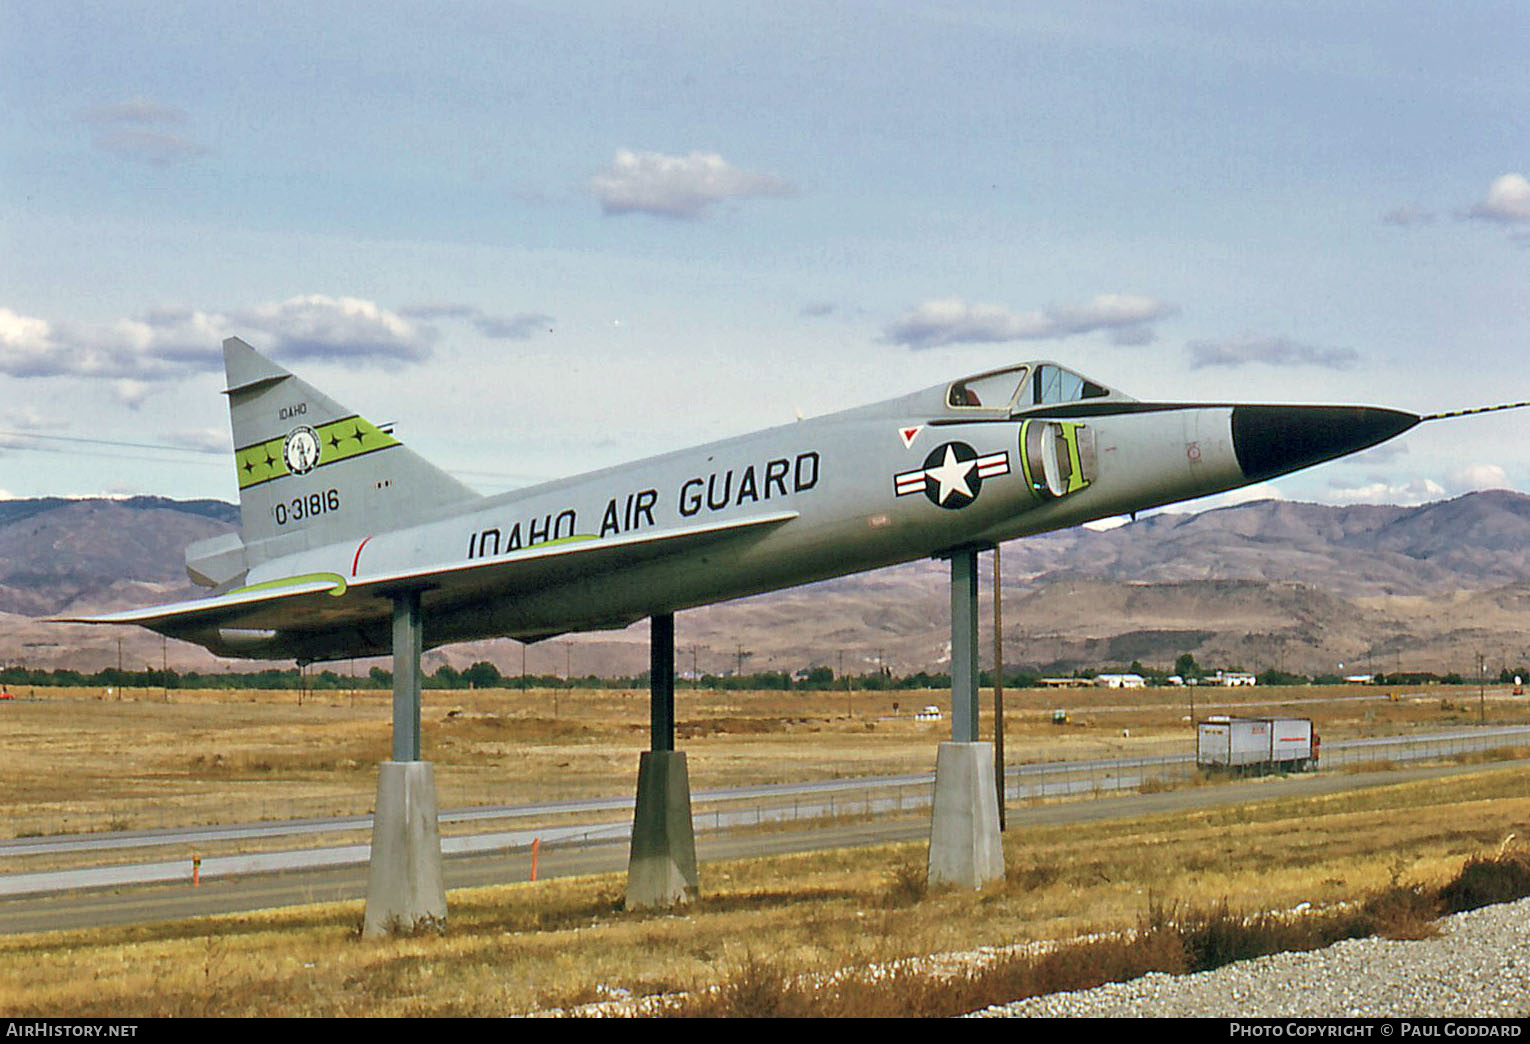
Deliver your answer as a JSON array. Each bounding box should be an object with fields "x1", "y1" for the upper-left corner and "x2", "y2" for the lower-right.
[{"x1": 222, "y1": 337, "x2": 480, "y2": 568}]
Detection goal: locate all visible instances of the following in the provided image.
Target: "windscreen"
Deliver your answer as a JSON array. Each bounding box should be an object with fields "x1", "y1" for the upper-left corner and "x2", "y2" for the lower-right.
[
  {"x1": 946, "y1": 366, "x2": 1028, "y2": 410},
  {"x1": 1027, "y1": 364, "x2": 1110, "y2": 406}
]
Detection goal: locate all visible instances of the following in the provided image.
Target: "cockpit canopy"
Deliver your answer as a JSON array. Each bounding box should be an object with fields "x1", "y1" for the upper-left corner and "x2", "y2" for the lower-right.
[{"x1": 945, "y1": 363, "x2": 1119, "y2": 414}]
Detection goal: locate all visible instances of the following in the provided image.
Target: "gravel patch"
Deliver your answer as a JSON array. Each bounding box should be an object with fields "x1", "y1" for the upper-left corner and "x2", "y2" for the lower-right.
[{"x1": 972, "y1": 896, "x2": 1530, "y2": 1018}]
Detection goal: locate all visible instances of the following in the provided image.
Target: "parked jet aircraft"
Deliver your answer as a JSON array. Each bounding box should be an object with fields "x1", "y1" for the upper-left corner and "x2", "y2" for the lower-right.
[{"x1": 64, "y1": 338, "x2": 1473, "y2": 661}]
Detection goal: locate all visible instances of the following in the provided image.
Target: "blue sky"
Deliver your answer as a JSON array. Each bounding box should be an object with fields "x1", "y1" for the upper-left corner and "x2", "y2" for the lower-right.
[{"x1": 4, "y1": 1, "x2": 1529, "y2": 509}]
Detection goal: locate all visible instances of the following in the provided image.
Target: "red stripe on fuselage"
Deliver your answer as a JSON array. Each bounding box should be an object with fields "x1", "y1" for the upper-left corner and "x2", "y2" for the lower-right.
[{"x1": 352, "y1": 536, "x2": 373, "y2": 577}]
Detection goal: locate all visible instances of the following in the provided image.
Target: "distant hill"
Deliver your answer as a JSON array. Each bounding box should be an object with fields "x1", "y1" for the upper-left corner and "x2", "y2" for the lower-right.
[
  {"x1": 606, "y1": 490, "x2": 1530, "y2": 679},
  {"x1": 0, "y1": 498, "x2": 238, "y2": 617},
  {"x1": 0, "y1": 496, "x2": 238, "y2": 530},
  {"x1": 6, "y1": 491, "x2": 1530, "y2": 679},
  {"x1": 988, "y1": 490, "x2": 1530, "y2": 597}
]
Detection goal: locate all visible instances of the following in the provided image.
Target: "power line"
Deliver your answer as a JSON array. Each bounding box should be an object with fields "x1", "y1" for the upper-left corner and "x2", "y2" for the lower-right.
[
  {"x1": 0, "y1": 430, "x2": 225, "y2": 456},
  {"x1": 0, "y1": 440, "x2": 228, "y2": 469},
  {"x1": 0, "y1": 430, "x2": 555, "y2": 488}
]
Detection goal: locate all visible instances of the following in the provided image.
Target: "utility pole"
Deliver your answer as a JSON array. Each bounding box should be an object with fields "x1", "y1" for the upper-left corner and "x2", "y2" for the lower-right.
[
  {"x1": 839, "y1": 650, "x2": 851, "y2": 717},
  {"x1": 1478, "y1": 650, "x2": 1486, "y2": 725},
  {"x1": 993, "y1": 545, "x2": 1006, "y2": 831}
]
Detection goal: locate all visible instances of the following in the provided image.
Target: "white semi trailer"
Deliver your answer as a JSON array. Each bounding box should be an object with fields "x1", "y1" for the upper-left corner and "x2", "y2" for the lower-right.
[{"x1": 1196, "y1": 716, "x2": 1319, "y2": 774}]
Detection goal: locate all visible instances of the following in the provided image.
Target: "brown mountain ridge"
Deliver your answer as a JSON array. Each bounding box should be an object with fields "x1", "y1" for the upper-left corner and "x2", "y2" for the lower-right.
[{"x1": 4, "y1": 491, "x2": 1529, "y2": 679}]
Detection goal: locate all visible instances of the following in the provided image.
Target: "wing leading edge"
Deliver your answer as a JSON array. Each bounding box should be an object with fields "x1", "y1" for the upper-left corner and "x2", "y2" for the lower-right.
[{"x1": 57, "y1": 510, "x2": 799, "y2": 649}]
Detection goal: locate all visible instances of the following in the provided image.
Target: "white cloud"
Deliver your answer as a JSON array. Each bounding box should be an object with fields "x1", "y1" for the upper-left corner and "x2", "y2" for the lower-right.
[
  {"x1": 0, "y1": 297, "x2": 431, "y2": 380},
  {"x1": 0, "y1": 405, "x2": 65, "y2": 431},
  {"x1": 1323, "y1": 477, "x2": 1446, "y2": 505},
  {"x1": 112, "y1": 379, "x2": 153, "y2": 409},
  {"x1": 0, "y1": 308, "x2": 49, "y2": 345},
  {"x1": 1349, "y1": 441, "x2": 1409, "y2": 465},
  {"x1": 0, "y1": 309, "x2": 61, "y2": 375},
  {"x1": 885, "y1": 294, "x2": 1175, "y2": 349},
  {"x1": 400, "y1": 304, "x2": 553, "y2": 340},
  {"x1": 1186, "y1": 482, "x2": 1288, "y2": 514},
  {"x1": 78, "y1": 96, "x2": 208, "y2": 165},
  {"x1": 1187, "y1": 334, "x2": 1359, "y2": 370},
  {"x1": 1449, "y1": 462, "x2": 1508, "y2": 491},
  {"x1": 1467, "y1": 173, "x2": 1530, "y2": 223},
  {"x1": 588, "y1": 150, "x2": 795, "y2": 219},
  {"x1": 0, "y1": 308, "x2": 163, "y2": 378},
  {"x1": 239, "y1": 295, "x2": 429, "y2": 364}
]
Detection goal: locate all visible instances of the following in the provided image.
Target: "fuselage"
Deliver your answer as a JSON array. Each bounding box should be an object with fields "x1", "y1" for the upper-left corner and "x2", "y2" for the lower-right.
[
  {"x1": 235, "y1": 383, "x2": 1256, "y2": 658},
  {"x1": 109, "y1": 351, "x2": 1416, "y2": 664}
]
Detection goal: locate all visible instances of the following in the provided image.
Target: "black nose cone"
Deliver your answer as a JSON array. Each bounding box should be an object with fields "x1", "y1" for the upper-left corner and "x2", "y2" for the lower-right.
[{"x1": 1232, "y1": 405, "x2": 1421, "y2": 482}]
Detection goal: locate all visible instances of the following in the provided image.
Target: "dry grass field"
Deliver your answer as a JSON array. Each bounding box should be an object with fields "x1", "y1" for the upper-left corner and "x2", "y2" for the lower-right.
[
  {"x1": 0, "y1": 680, "x2": 1527, "y2": 1015},
  {"x1": 1, "y1": 680, "x2": 1526, "y2": 840},
  {"x1": 0, "y1": 762, "x2": 1525, "y2": 1016}
]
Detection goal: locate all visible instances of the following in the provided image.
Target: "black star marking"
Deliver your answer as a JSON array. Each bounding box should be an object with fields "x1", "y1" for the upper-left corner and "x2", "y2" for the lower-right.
[
  {"x1": 242, "y1": 457, "x2": 255, "y2": 474},
  {"x1": 328, "y1": 432, "x2": 343, "y2": 451},
  {"x1": 350, "y1": 424, "x2": 366, "y2": 444}
]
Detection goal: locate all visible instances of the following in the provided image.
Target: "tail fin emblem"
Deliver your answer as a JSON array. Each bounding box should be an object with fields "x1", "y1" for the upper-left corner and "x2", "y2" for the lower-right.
[{"x1": 283, "y1": 426, "x2": 322, "y2": 475}]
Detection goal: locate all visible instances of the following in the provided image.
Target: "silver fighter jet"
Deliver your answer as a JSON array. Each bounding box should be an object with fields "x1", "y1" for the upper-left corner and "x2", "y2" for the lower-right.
[{"x1": 66, "y1": 337, "x2": 1456, "y2": 661}]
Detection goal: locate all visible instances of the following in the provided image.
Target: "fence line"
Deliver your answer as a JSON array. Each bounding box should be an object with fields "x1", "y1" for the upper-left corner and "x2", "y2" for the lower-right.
[
  {"x1": 680, "y1": 726, "x2": 1530, "y2": 832},
  {"x1": 9, "y1": 728, "x2": 1528, "y2": 849}
]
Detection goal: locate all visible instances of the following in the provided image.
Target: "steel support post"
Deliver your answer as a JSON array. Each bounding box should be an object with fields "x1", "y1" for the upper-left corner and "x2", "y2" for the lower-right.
[
  {"x1": 928, "y1": 548, "x2": 1004, "y2": 888},
  {"x1": 363, "y1": 589, "x2": 445, "y2": 936},
  {"x1": 950, "y1": 548, "x2": 980, "y2": 743},
  {"x1": 391, "y1": 590, "x2": 423, "y2": 761},
  {"x1": 651, "y1": 611, "x2": 675, "y2": 752},
  {"x1": 627, "y1": 611, "x2": 698, "y2": 908}
]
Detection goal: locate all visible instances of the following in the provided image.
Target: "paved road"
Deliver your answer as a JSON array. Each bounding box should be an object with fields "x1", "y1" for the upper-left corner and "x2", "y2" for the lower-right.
[
  {"x1": 7, "y1": 725, "x2": 1519, "y2": 868},
  {"x1": 0, "y1": 774, "x2": 934, "y2": 860},
  {"x1": 2, "y1": 756, "x2": 1522, "y2": 936}
]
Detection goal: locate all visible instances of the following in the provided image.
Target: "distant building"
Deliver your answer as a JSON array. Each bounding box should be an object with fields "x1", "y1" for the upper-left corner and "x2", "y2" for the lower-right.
[
  {"x1": 1213, "y1": 671, "x2": 1256, "y2": 687},
  {"x1": 1094, "y1": 673, "x2": 1146, "y2": 689}
]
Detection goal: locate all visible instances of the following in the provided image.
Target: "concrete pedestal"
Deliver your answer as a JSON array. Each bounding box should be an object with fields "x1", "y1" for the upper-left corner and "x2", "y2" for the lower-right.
[
  {"x1": 927, "y1": 742, "x2": 1005, "y2": 889},
  {"x1": 363, "y1": 760, "x2": 446, "y2": 937},
  {"x1": 626, "y1": 750, "x2": 699, "y2": 909}
]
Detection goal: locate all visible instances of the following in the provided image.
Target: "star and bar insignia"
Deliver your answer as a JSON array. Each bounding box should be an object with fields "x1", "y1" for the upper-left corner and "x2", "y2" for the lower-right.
[{"x1": 894, "y1": 441, "x2": 1010, "y2": 509}]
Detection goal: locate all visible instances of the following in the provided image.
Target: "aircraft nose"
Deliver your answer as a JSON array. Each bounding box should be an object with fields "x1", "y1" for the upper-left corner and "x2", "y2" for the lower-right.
[{"x1": 1231, "y1": 405, "x2": 1421, "y2": 482}]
